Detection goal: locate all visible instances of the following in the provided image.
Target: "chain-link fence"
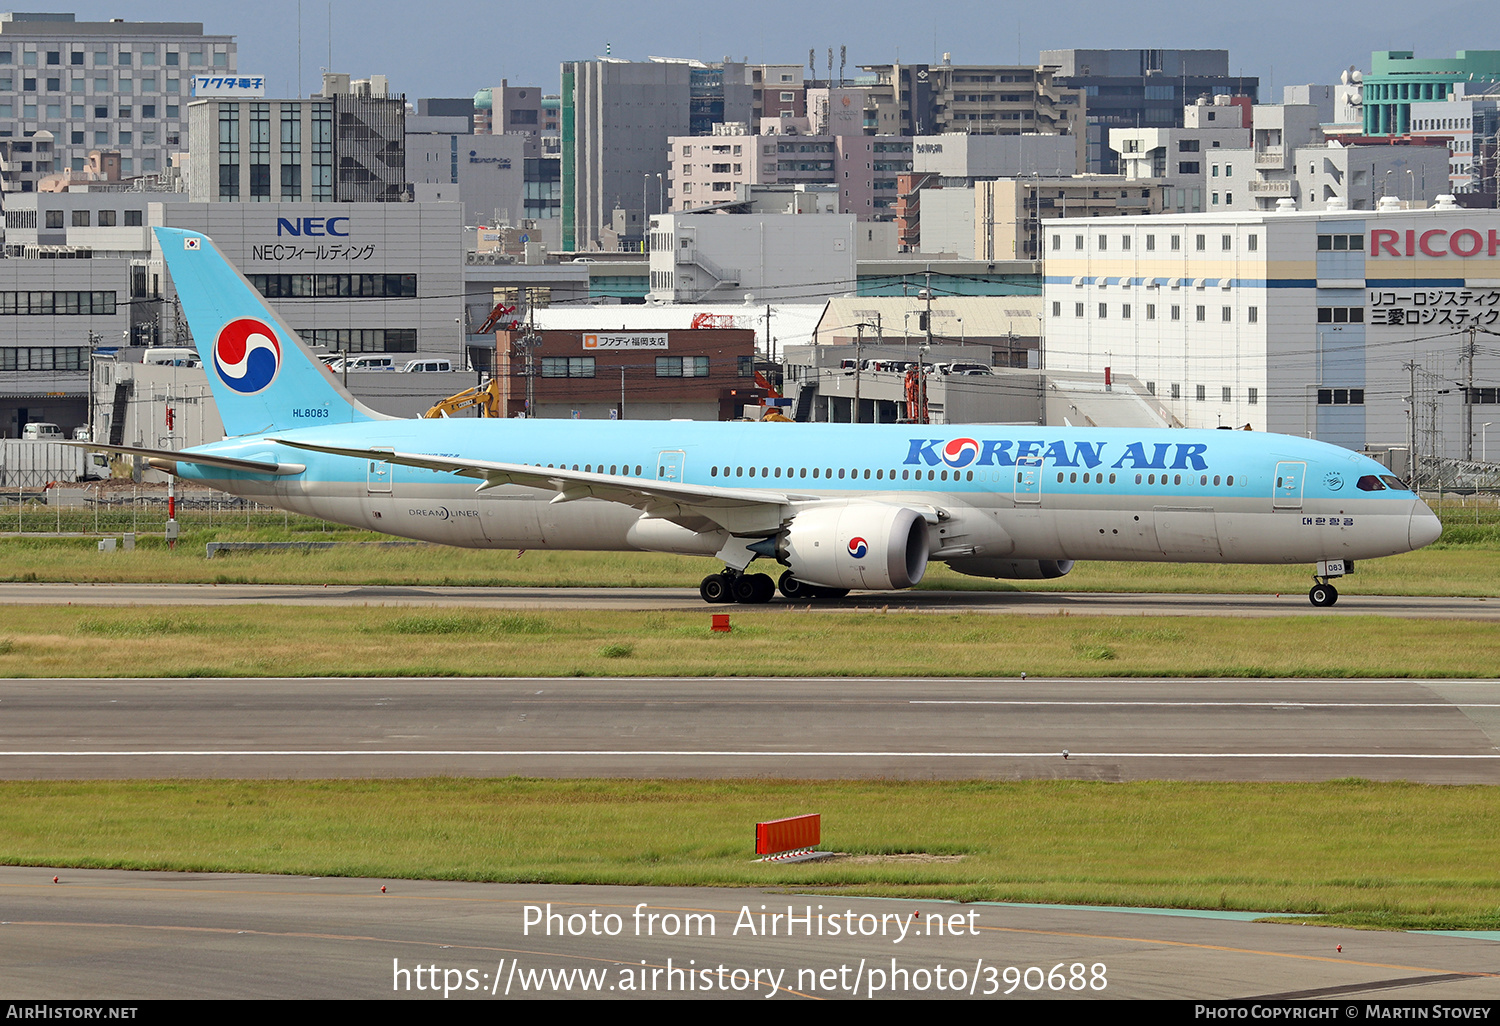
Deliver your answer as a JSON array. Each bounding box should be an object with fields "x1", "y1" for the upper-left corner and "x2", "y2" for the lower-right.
[
  {"x1": 0, "y1": 485, "x2": 353, "y2": 537},
  {"x1": 3, "y1": 481, "x2": 1494, "y2": 539}
]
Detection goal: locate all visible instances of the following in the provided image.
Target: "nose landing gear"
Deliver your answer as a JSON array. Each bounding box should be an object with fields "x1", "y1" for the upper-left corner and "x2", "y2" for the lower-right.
[
  {"x1": 1307, "y1": 559, "x2": 1350, "y2": 607},
  {"x1": 1308, "y1": 580, "x2": 1339, "y2": 607}
]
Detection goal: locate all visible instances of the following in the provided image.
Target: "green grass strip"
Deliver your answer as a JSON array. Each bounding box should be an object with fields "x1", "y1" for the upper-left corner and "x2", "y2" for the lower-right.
[
  {"x1": 0, "y1": 507, "x2": 1496, "y2": 596},
  {"x1": 0, "y1": 606, "x2": 1496, "y2": 677},
  {"x1": 3, "y1": 778, "x2": 1499, "y2": 930}
]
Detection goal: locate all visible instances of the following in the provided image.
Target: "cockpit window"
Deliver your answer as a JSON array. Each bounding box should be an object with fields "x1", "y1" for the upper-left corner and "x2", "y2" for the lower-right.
[
  {"x1": 1356, "y1": 475, "x2": 1386, "y2": 491},
  {"x1": 1380, "y1": 475, "x2": 1410, "y2": 491}
]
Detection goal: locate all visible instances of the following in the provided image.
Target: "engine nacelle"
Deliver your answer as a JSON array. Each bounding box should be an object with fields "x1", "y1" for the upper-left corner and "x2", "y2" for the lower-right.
[
  {"x1": 944, "y1": 557, "x2": 1075, "y2": 580},
  {"x1": 778, "y1": 504, "x2": 929, "y2": 590}
]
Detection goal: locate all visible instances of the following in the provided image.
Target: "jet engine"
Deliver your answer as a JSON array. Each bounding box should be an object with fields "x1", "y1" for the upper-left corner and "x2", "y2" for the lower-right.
[
  {"x1": 776, "y1": 504, "x2": 929, "y2": 590},
  {"x1": 944, "y1": 557, "x2": 1075, "y2": 580}
]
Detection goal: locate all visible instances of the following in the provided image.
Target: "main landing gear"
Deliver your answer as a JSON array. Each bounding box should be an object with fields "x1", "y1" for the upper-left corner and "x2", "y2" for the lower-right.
[
  {"x1": 699, "y1": 570, "x2": 775, "y2": 604},
  {"x1": 697, "y1": 569, "x2": 851, "y2": 604}
]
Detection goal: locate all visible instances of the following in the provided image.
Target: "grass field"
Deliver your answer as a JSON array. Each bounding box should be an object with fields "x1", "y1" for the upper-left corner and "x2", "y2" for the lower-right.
[
  {"x1": 2, "y1": 508, "x2": 1495, "y2": 929},
  {"x1": 3, "y1": 778, "x2": 1498, "y2": 931},
  {"x1": 0, "y1": 605, "x2": 1496, "y2": 678},
  {"x1": 0, "y1": 506, "x2": 1496, "y2": 596}
]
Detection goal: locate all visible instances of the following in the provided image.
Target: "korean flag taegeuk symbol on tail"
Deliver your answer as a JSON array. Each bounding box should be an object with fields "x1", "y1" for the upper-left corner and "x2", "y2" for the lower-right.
[{"x1": 213, "y1": 317, "x2": 282, "y2": 395}]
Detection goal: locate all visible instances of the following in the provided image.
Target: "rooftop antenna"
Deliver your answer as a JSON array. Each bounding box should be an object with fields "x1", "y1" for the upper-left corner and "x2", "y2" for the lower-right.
[
  {"x1": 809, "y1": 48, "x2": 816, "y2": 84},
  {"x1": 297, "y1": 0, "x2": 302, "y2": 98},
  {"x1": 827, "y1": 48, "x2": 833, "y2": 88},
  {"x1": 839, "y1": 45, "x2": 846, "y2": 87},
  {"x1": 327, "y1": 1, "x2": 331, "y2": 76}
]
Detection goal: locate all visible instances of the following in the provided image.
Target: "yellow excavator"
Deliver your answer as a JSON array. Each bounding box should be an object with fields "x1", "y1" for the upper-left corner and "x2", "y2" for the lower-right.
[{"x1": 423, "y1": 379, "x2": 503, "y2": 419}]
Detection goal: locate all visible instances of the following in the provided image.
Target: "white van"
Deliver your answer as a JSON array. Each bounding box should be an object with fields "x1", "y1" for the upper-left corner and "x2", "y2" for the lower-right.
[
  {"x1": 142, "y1": 348, "x2": 201, "y2": 368},
  {"x1": 328, "y1": 355, "x2": 397, "y2": 372},
  {"x1": 401, "y1": 358, "x2": 454, "y2": 373},
  {"x1": 21, "y1": 422, "x2": 63, "y2": 440}
]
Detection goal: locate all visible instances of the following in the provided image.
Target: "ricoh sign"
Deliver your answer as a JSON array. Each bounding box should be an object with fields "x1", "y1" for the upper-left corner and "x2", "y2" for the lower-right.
[{"x1": 1368, "y1": 227, "x2": 1500, "y2": 258}]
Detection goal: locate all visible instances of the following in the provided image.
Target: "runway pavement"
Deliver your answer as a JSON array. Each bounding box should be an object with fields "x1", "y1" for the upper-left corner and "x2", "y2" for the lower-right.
[
  {"x1": 4, "y1": 677, "x2": 1498, "y2": 782},
  {"x1": 0, "y1": 581, "x2": 1494, "y2": 618},
  {"x1": 3, "y1": 868, "x2": 1499, "y2": 1000}
]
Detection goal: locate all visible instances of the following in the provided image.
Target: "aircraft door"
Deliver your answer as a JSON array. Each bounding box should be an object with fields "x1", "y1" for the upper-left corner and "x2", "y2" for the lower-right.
[
  {"x1": 656, "y1": 450, "x2": 685, "y2": 483},
  {"x1": 367, "y1": 450, "x2": 393, "y2": 494},
  {"x1": 1273, "y1": 461, "x2": 1305, "y2": 511},
  {"x1": 1013, "y1": 455, "x2": 1042, "y2": 504}
]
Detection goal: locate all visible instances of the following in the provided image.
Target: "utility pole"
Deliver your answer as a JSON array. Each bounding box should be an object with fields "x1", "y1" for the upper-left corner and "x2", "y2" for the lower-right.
[
  {"x1": 853, "y1": 322, "x2": 864, "y2": 423},
  {"x1": 1463, "y1": 326, "x2": 1477, "y2": 461},
  {"x1": 514, "y1": 287, "x2": 543, "y2": 417},
  {"x1": 1404, "y1": 360, "x2": 1418, "y2": 488},
  {"x1": 921, "y1": 268, "x2": 933, "y2": 424}
]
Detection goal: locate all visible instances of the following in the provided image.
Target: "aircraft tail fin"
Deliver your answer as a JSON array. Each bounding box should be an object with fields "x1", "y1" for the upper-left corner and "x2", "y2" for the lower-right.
[{"x1": 154, "y1": 226, "x2": 389, "y2": 436}]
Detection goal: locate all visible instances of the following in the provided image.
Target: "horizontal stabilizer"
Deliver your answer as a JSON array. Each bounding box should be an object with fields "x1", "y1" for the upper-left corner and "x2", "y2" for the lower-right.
[{"x1": 66, "y1": 442, "x2": 306, "y2": 477}]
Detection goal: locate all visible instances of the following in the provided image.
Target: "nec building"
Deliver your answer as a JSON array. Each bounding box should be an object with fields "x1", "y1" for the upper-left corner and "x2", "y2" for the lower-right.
[{"x1": 1043, "y1": 199, "x2": 1500, "y2": 463}]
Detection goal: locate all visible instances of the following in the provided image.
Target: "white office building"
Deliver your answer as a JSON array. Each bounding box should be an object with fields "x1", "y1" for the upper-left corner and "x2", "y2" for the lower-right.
[
  {"x1": 647, "y1": 211, "x2": 855, "y2": 304},
  {"x1": 0, "y1": 12, "x2": 234, "y2": 193},
  {"x1": 1044, "y1": 198, "x2": 1500, "y2": 462}
]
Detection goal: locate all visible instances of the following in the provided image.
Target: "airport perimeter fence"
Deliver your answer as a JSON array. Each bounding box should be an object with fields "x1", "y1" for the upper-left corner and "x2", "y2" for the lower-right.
[
  {"x1": 0, "y1": 484, "x2": 352, "y2": 538},
  {"x1": 1, "y1": 481, "x2": 1497, "y2": 539}
]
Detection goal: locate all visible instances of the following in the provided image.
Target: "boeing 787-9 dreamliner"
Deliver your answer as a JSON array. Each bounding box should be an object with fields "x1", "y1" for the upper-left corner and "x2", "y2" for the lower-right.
[{"x1": 79, "y1": 228, "x2": 1442, "y2": 607}]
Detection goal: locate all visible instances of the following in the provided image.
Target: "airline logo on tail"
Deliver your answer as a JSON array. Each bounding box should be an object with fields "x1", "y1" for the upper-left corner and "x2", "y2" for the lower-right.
[{"x1": 213, "y1": 317, "x2": 282, "y2": 395}]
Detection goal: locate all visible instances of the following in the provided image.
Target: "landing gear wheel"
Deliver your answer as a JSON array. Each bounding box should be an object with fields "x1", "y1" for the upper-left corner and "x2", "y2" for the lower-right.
[
  {"x1": 1308, "y1": 582, "x2": 1338, "y2": 607},
  {"x1": 748, "y1": 573, "x2": 776, "y2": 603},
  {"x1": 778, "y1": 571, "x2": 812, "y2": 600},
  {"x1": 731, "y1": 575, "x2": 761, "y2": 603},
  {"x1": 699, "y1": 574, "x2": 734, "y2": 604}
]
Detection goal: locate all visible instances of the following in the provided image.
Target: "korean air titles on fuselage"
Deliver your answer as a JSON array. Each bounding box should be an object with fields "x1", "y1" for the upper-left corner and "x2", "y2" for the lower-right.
[{"x1": 904, "y1": 437, "x2": 1210, "y2": 471}]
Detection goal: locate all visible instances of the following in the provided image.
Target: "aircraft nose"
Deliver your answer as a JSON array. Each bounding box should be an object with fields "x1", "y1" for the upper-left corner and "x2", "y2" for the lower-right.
[{"x1": 1409, "y1": 502, "x2": 1442, "y2": 550}]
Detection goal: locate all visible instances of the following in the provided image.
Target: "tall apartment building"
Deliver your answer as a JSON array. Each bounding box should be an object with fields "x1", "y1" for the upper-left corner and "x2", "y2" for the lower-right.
[
  {"x1": 668, "y1": 121, "x2": 911, "y2": 220},
  {"x1": 748, "y1": 64, "x2": 804, "y2": 125},
  {"x1": 0, "y1": 11, "x2": 234, "y2": 194},
  {"x1": 1408, "y1": 86, "x2": 1500, "y2": 202},
  {"x1": 859, "y1": 60, "x2": 1083, "y2": 143},
  {"x1": 561, "y1": 57, "x2": 755, "y2": 251},
  {"x1": 1216, "y1": 103, "x2": 1448, "y2": 212},
  {"x1": 1041, "y1": 49, "x2": 1258, "y2": 174},
  {"x1": 187, "y1": 75, "x2": 406, "y2": 203},
  {"x1": 1110, "y1": 97, "x2": 1252, "y2": 213},
  {"x1": 473, "y1": 81, "x2": 554, "y2": 137}
]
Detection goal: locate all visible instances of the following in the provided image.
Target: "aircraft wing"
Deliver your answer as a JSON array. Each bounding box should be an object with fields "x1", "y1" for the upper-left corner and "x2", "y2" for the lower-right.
[
  {"x1": 269, "y1": 438, "x2": 814, "y2": 535},
  {"x1": 66, "y1": 442, "x2": 307, "y2": 477}
]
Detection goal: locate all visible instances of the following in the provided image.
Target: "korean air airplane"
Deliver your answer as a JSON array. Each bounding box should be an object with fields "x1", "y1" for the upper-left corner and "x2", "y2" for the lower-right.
[{"x1": 82, "y1": 227, "x2": 1442, "y2": 607}]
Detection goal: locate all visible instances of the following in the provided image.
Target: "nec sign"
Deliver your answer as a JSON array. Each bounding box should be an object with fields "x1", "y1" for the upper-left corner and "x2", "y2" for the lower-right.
[
  {"x1": 1369, "y1": 228, "x2": 1500, "y2": 258},
  {"x1": 276, "y1": 217, "x2": 350, "y2": 238}
]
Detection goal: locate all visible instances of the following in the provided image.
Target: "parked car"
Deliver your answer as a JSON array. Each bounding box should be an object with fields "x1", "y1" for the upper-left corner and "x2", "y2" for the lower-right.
[
  {"x1": 401, "y1": 358, "x2": 455, "y2": 373},
  {"x1": 327, "y1": 355, "x2": 397, "y2": 372}
]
